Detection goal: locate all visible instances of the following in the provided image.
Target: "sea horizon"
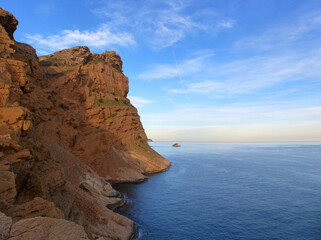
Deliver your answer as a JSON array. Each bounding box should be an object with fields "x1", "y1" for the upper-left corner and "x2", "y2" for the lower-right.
[
  {"x1": 116, "y1": 142, "x2": 321, "y2": 239},
  {"x1": 1, "y1": 1, "x2": 321, "y2": 239}
]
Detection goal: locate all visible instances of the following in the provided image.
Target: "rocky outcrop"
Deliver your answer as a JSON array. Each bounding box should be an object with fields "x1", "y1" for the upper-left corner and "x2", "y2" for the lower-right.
[
  {"x1": 0, "y1": 197, "x2": 64, "y2": 222},
  {"x1": 0, "y1": 212, "x2": 12, "y2": 239},
  {"x1": 36, "y1": 45, "x2": 170, "y2": 181},
  {"x1": 0, "y1": 7, "x2": 169, "y2": 240},
  {"x1": 0, "y1": 211, "x2": 90, "y2": 240},
  {"x1": 9, "y1": 217, "x2": 89, "y2": 240}
]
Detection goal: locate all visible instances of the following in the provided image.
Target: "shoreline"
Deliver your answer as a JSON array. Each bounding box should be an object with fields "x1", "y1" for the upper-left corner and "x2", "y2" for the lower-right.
[{"x1": 111, "y1": 163, "x2": 172, "y2": 240}]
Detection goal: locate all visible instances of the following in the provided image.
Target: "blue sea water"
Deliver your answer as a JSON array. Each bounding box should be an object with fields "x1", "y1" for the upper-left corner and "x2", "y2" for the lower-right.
[{"x1": 114, "y1": 142, "x2": 321, "y2": 240}]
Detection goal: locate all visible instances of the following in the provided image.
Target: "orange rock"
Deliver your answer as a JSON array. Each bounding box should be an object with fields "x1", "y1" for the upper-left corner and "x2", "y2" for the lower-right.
[
  {"x1": 0, "y1": 7, "x2": 171, "y2": 240},
  {"x1": 9, "y1": 217, "x2": 89, "y2": 240},
  {"x1": 0, "y1": 197, "x2": 64, "y2": 222},
  {"x1": 0, "y1": 8, "x2": 17, "y2": 58}
]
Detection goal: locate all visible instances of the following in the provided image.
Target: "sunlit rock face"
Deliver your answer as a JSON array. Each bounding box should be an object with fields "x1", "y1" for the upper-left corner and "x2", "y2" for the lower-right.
[{"x1": 0, "y1": 7, "x2": 170, "y2": 240}]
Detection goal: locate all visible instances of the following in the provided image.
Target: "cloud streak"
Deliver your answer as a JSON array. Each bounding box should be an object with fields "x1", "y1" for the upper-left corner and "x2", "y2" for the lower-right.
[
  {"x1": 141, "y1": 104, "x2": 321, "y2": 126},
  {"x1": 92, "y1": 0, "x2": 231, "y2": 49},
  {"x1": 25, "y1": 0, "x2": 235, "y2": 52},
  {"x1": 25, "y1": 24, "x2": 135, "y2": 53},
  {"x1": 128, "y1": 96, "x2": 153, "y2": 108},
  {"x1": 235, "y1": 10, "x2": 321, "y2": 51},
  {"x1": 169, "y1": 48, "x2": 321, "y2": 96},
  {"x1": 138, "y1": 54, "x2": 214, "y2": 80},
  {"x1": 142, "y1": 103, "x2": 321, "y2": 141},
  {"x1": 145, "y1": 120, "x2": 321, "y2": 142}
]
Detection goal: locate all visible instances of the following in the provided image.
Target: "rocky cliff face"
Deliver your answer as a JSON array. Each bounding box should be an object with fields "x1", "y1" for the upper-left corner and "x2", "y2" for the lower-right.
[{"x1": 0, "y1": 8, "x2": 170, "y2": 240}]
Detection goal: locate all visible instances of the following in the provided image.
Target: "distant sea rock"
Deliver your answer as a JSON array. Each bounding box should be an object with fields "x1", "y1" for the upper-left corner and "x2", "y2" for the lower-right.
[
  {"x1": 172, "y1": 143, "x2": 181, "y2": 147},
  {"x1": 148, "y1": 139, "x2": 153, "y2": 142}
]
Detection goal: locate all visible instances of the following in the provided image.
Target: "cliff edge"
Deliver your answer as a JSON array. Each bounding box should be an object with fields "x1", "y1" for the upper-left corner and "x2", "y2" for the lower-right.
[{"x1": 0, "y1": 8, "x2": 170, "y2": 240}]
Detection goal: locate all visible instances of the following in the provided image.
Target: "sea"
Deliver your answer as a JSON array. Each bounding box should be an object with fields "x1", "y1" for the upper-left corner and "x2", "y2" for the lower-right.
[{"x1": 114, "y1": 142, "x2": 321, "y2": 240}]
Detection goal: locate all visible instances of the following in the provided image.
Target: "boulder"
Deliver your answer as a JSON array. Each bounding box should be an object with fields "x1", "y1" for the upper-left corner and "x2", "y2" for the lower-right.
[{"x1": 9, "y1": 217, "x2": 89, "y2": 240}]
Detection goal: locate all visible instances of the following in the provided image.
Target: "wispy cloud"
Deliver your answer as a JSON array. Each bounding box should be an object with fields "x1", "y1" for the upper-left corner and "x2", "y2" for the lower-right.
[
  {"x1": 142, "y1": 104, "x2": 321, "y2": 126},
  {"x1": 235, "y1": 10, "x2": 321, "y2": 51},
  {"x1": 220, "y1": 21, "x2": 234, "y2": 28},
  {"x1": 92, "y1": 0, "x2": 231, "y2": 49},
  {"x1": 25, "y1": 24, "x2": 135, "y2": 53},
  {"x1": 128, "y1": 96, "x2": 153, "y2": 108},
  {"x1": 138, "y1": 54, "x2": 213, "y2": 80},
  {"x1": 143, "y1": 103, "x2": 321, "y2": 141},
  {"x1": 169, "y1": 48, "x2": 321, "y2": 96},
  {"x1": 26, "y1": 0, "x2": 235, "y2": 52},
  {"x1": 35, "y1": 2, "x2": 55, "y2": 15},
  {"x1": 145, "y1": 120, "x2": 321, "y2": 142}
]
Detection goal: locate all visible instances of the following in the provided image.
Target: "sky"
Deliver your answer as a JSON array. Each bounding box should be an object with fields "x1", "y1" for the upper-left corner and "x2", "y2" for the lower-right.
[{"x1": 3, "y1": 0, "x2": 321, "y2": 142}]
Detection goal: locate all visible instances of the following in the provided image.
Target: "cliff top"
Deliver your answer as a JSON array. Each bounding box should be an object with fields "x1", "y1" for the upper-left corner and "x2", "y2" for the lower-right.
[
  {"x1": 39, "y1": 46, "x2": 123, "y2": 72},
  {"x1": 0, "y1": 8, "x2": 18, "y2": 40}
]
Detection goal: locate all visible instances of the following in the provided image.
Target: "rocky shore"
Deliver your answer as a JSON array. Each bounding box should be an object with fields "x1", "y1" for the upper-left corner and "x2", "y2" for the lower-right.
[{"x1": 0, "y1": 8, "x2": 170, "y2": 239}]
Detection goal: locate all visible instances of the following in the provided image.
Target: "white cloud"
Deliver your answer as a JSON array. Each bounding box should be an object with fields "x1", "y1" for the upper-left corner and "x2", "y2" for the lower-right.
[
  {"x1": 141, "y1": 105, "x2": 321, "y2": 126},
  {"x1": 235, "y1": 10, "x2": 321, "y2": 51},
  {"x1": 25, "y1": 24, "x2": 135, "y2": 52},
  {"x1": 220, "y1": 21, "x2": 234, "y2": 28},
  {"x1": 36, "y1": 50, "x2": 51, "y2": 56},
  {"x1": 145, "y1": 121, "x2": 321, "y2": 142},
  {"x1": 91, "y1": 0, "x2": 228, "y2": 49},
  {"x1": 142, "y1": 104, "x2": 321, "y2": 141},
  {"x1": 128, "y1": 96, "x2": 153, "y2": 108},
  {"x1": 35, "y1": 2, "x2": 55, "y2": 15},
  {"x1": 138, "y1": 54, "x2": 213, "y2": 80},
  {"x1": 169, "y1": 49, "x2": 321, "y2": 96}
]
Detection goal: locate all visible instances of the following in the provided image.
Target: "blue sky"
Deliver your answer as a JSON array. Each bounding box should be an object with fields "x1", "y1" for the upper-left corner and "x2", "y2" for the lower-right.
[{"x1": 3, "y1": 0, "x2": 321, "y2": 141}]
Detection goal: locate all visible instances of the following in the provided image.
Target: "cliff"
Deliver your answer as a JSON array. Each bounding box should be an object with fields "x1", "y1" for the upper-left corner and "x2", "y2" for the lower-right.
[{"x1": 0, "y1": 8, "x2": 170, "y2": 240}]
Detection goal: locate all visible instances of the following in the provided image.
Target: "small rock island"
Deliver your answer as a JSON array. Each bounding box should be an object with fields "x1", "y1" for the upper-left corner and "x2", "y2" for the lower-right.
[{"x1": 172, "y1": 143, "x2": 181, "y2": 147}]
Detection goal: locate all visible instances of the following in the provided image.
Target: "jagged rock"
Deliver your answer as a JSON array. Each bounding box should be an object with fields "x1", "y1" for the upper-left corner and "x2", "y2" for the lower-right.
[
  {"x1": 0, "y1": 197, "x2": 64, "y2": 222},
  {"x1": 0, "y1": 149, "x2": 31, "y2": 171},
  {"x1": 9, "y1": 217, "x2": 89, "y2": 240},
  {"x1": 0, "y1": 211, "x2": 12, "y2": 240},
  {"x1": 0, "y1": 9, "x2": 17, "y2": 40},
  {"x1": 0, "y1": 136, "x2": 21, "y2": 152},
  {"x1": 37, "y1": 43, "x2": 170, "y2": 181},
  {"x1": 172, "y1": 143, "x2": 181, "y2": 147},
  {"x1": 0, "y1": 7, "x2": 171, "y2": 240},
  {"x1": 0, "y1": 171, "x2": 16, "y2": 203},
  {"x1": 0, "y1": 8, "x2": 17, "y2": 58}
]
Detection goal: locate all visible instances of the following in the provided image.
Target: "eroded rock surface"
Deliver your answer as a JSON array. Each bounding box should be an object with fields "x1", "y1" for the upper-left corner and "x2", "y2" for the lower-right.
[
  {"x1": 0, "y1": 7, "x2": 170, "y2": 240},
  {"x1": 9, "y1": 217, "x2": 89, "y2": 240},
  {"x1": 0, "y1": 212, "x2": 12, "y2": 240}
]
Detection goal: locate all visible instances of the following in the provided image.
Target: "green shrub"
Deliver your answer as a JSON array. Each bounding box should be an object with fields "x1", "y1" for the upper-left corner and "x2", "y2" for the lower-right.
[
  {"x1": 79, "y1": 72, "x2": 89, "y2": 77},
  {"x1": 46, "y1": 72, "x2": 65, "y2": 78},
  {"x1": 58, "y1": 103, "x2": 69, "y2": 111},
  {"x1": 39, "y1": 58, "x2": 64, "y2": 67},
  {"x1": 39, "y1": 60, "x2": 52, "y2": 66},
  {"x1": 97, "y1": 98, "x2": 132, "y2": 107}
]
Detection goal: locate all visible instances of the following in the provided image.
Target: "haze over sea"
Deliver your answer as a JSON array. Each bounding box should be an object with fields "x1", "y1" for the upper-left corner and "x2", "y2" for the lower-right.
[{"x1": 115, "y1": 142, "x2": 321, "y2": 240}]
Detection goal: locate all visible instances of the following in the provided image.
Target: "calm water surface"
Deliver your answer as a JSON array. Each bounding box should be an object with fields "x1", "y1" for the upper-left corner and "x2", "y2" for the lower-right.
[{"x1": 114, "y1": 142, "x2": 321, "y2": 240}]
